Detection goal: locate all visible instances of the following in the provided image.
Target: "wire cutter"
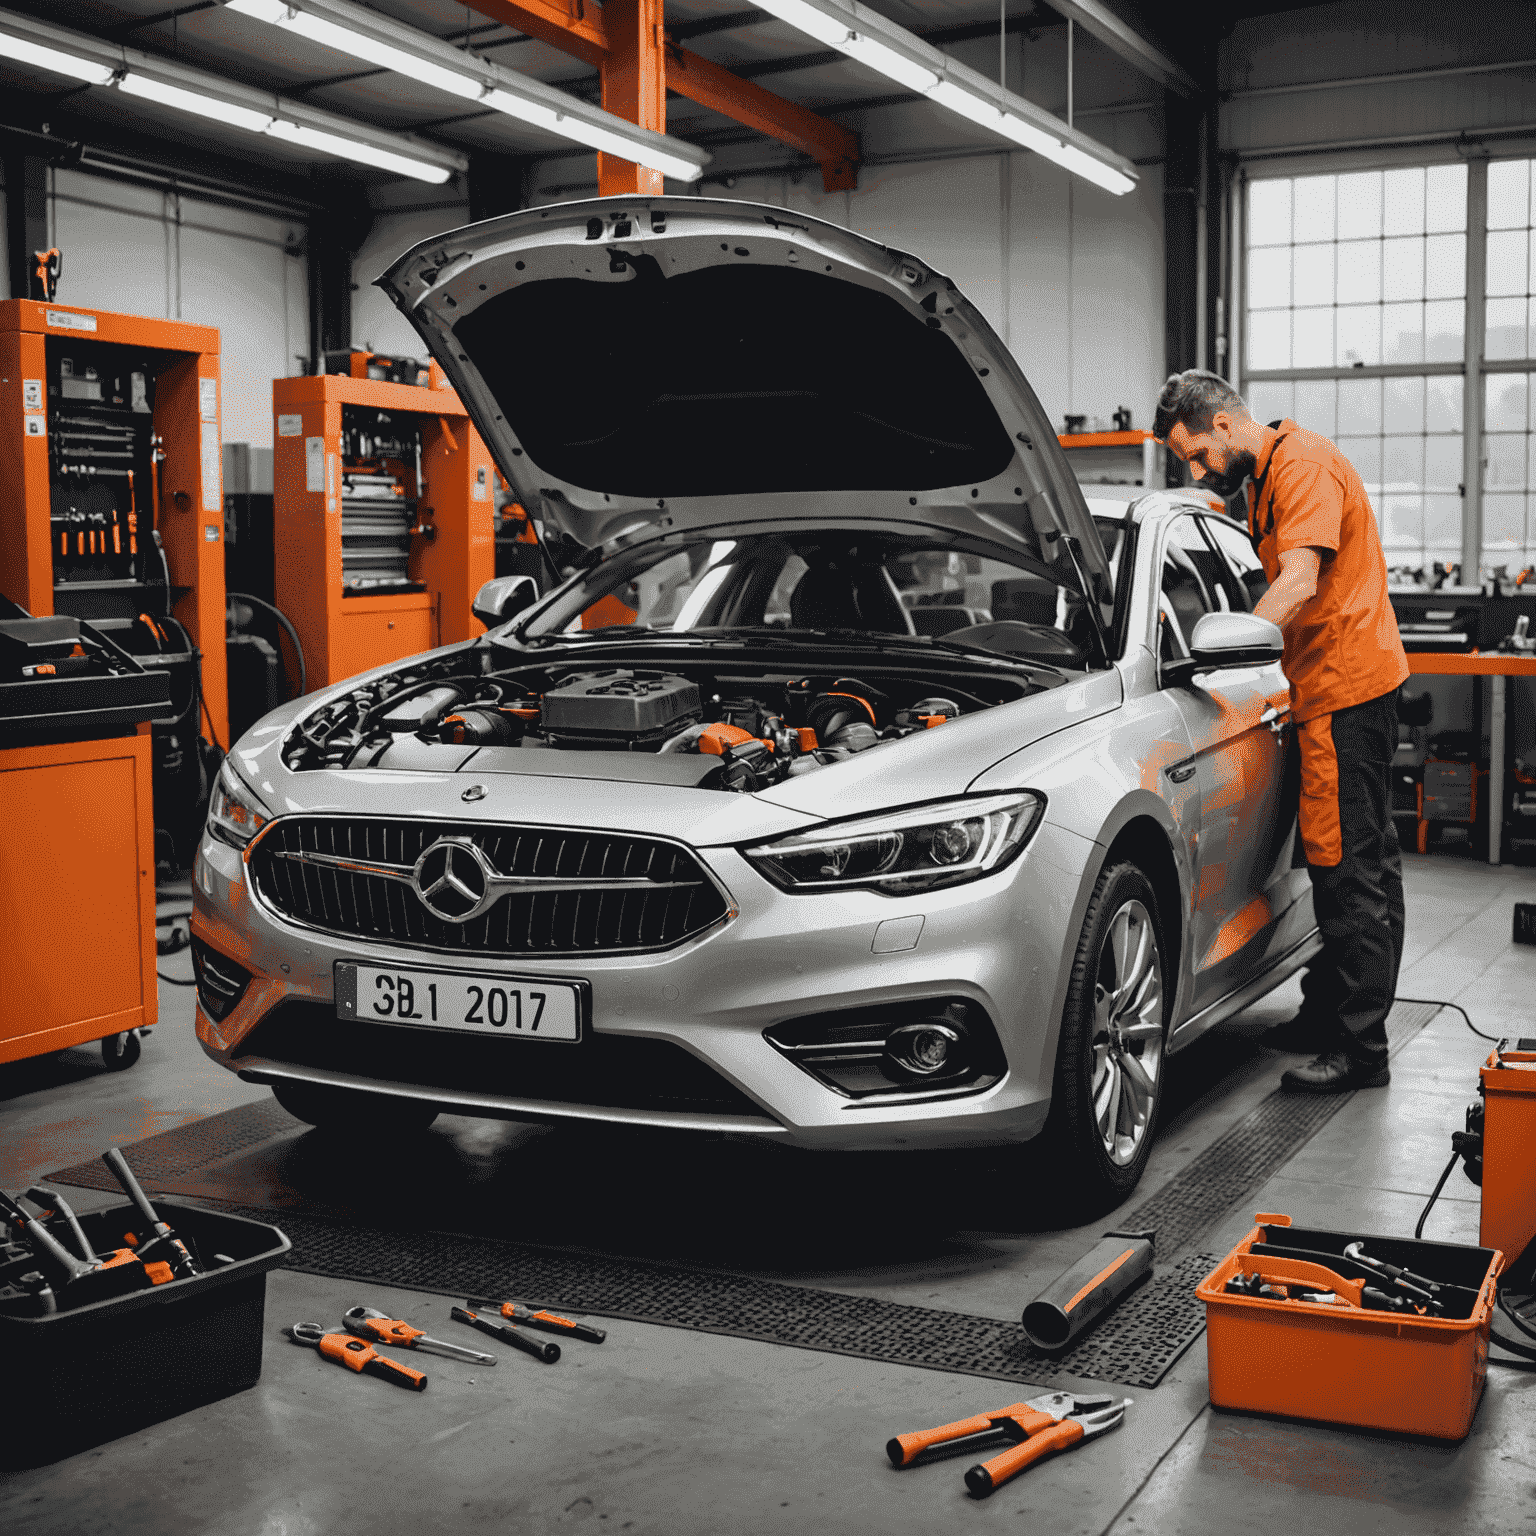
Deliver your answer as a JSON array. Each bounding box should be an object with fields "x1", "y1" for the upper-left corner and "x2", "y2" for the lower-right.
[
  {"x1": 887, "y1": 1391, "x2": 1130, "y2": 1498},
  {"x1": 343, "y1": 1305, "x2": 496, "y2": 1364},
  {"x1": 286, "y1": 1322, "x2": 428, "y2": 1391}
]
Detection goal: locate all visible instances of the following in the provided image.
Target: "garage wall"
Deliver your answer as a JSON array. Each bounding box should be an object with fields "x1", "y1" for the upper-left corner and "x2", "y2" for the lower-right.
[
  {"x1": 351, "y1": 199, "x2": 471, "y2": 361},
  {"x1": 42, "y1": 168, "x2": 309, "y2": 447}
]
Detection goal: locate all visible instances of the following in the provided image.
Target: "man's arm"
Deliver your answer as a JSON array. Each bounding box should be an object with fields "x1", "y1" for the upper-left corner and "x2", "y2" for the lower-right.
[{"x1": 1254, "y1": 546, "x2": 1323, "y2": 631}]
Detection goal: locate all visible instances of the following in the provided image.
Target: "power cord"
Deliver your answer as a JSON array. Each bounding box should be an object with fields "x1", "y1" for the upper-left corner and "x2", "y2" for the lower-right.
[
  {"x1": 227, "y1": 591, "x2": 306, "y2": 698},
  {"x1": 1395, "y1": 996, "x2": 1501, "y2": 1043}
]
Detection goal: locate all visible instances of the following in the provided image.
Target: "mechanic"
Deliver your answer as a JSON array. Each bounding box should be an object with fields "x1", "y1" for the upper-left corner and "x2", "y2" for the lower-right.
[{"x1": 1154, "y1": 369, "x2": 1408, "y2": 1094}]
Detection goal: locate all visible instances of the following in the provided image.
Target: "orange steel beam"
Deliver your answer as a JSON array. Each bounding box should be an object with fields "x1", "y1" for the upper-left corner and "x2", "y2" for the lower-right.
[
  {"x1": 665, "y1": 42, "x2": 858, "y2": 192},
  {"x1": 460, "y1": 0, "x2": 860, "y2": 190},
  {"x1": 598, "y1": 0, "x2": 666, "y2": 196},
  {"x1": 457, "y1": 0, "x2": 607, "y2": 69}
]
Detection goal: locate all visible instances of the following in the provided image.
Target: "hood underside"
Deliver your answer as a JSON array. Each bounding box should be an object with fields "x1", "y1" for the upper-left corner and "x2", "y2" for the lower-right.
[{"x1": 377, "y1": 197, "x2": 1109, "y2": 597}]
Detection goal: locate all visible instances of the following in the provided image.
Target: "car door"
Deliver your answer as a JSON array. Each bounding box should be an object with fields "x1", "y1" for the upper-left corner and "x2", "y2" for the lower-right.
[{"x1": 1157, "y1": 514, "x2": 1290, "y2": 1011}]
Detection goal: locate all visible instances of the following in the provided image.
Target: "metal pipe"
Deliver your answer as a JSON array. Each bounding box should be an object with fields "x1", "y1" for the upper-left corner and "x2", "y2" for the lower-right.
[{"x1": 1225, "y1": 56, "x2": 1536, "y2": 102}]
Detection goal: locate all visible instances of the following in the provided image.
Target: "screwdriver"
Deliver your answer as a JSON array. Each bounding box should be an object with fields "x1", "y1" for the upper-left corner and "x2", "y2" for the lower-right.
[
  {"x1": 465, "y1": 1296, "x2": 606, "y2": 1344},
  {"x1": 342, "y1": 1306, "x2": 496, "y2": 1364},
  {"x1": 451, "y1": 1305, "x2": 561, "y2": 1364}
]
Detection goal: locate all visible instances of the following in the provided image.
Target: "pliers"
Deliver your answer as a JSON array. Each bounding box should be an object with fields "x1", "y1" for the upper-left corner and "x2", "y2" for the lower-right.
[{"x1": 887, "y1": 1391, "x2": 1130, "y2": 1497}]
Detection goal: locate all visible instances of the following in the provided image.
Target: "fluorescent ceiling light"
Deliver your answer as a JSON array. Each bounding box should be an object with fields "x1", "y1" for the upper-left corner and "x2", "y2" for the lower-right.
[
  {"x1": 753, "y1": 0, "x2": 1136, "y2": 195},
  {"x1": 117, "y1": 73, "x2": 278, "y2": 135},
  {"x1": 3, "y1": 34, "x2": 114, "y2": 85},
  {"x1": 0, "y1": 12, "x2": 456, "y2": 184},
  {"x1": 842, "y1": 34, "x2": 938, "y2": 94},
  {"x1": 227, "y1": 0, "x2": 709, "y2": 183},
  {"x1": 264, "y1": 120, "x2": 452, "y2": 182}
]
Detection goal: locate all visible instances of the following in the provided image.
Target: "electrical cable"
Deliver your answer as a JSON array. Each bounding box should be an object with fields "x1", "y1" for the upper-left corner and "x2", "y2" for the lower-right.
[
  {"x1": 227, "y1": 590, "x2": 306, "y2": 698},
  {"x1": 163, "y1": 613, "x2": 223, "y2": 752},
  {"x1": 1414, "y1": 1147, "x2": 1464, "y2": 1240},
  {"x1": 1395, "y1": 996, "x2": 1500, "y2": 1042}
]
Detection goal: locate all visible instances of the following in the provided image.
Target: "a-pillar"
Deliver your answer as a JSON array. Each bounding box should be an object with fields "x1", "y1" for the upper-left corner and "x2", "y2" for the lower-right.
[{"x1": 598, "y1": 0, "x2": 665, "y2": 196}]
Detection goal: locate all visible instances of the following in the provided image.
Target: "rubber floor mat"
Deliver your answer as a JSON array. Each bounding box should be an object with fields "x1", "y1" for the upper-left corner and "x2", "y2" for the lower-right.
[
  {"x1": 45, "y1": 1000, "x2": 1441, "y2": 1391},
  {"x1": 225, "y1": 1203, "x2": 1218, "y2": 1392}
]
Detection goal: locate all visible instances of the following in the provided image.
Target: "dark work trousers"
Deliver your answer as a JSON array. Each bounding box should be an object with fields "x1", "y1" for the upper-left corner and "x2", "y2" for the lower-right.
[{"x1": 1295, "y1": 687, "x2": 1406, "y2": 1064}]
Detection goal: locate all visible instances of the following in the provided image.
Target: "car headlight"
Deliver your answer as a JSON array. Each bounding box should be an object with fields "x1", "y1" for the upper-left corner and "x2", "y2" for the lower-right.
[
  {"x1": 207, "y1": 761, "x2": 272, "y2": 848},
  {"x1": 744, "y1": 792, "x2": 1044, "y2": 895}
]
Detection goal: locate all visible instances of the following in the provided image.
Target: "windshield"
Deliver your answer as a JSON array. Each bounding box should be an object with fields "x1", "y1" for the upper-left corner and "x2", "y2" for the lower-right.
[{"x1": 521, "y1": 528, "x2": 1113, "y2": 656}]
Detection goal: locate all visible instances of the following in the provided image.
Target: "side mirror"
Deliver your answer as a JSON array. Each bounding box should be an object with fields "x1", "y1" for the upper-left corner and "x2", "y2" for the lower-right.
[
  {"x1": 1164, "y1": 611, "x2": 1283, "y2": 686},
  {"x1": 472, "y1": 575, "x2": 538, "y2": 630}
]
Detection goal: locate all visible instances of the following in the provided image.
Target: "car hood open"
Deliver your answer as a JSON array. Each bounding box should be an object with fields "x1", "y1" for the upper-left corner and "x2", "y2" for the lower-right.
[{"x1": 376, "y1": 196, "x2": 1109, "y2": 599}]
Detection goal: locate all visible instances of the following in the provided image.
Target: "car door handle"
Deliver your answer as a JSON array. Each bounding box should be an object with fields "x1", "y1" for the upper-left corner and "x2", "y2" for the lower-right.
[
  {"x1": 1259, "y1": 705, "x2": 1292, "y2": 739},
  {"x1": 1167, "y1": 763, "x2": 1197, "y2": 784}
]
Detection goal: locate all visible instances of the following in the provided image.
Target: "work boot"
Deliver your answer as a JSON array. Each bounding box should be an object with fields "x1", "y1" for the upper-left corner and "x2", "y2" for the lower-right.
[{"x1": 1279, "y1": 1050, "x2": 1390, "y2": 1094}]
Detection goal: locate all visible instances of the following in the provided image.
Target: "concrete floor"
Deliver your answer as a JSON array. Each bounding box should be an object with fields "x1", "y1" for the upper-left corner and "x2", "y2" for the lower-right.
[{"x1": 2, "y1": 851, "x2": 1534, "y2": 1534}]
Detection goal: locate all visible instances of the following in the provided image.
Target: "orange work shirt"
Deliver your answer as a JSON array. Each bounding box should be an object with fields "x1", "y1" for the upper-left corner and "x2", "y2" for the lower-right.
[{"x1": 1245, "y1": 419, "x2": 1408, "y2": 723}]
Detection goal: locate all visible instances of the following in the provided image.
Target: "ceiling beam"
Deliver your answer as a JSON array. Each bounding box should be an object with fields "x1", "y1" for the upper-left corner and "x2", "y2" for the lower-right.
[
  {"x1": 459, "y1": 0, "x2": 861, "y2": 190},
  {"x1": 1044, "y1": 0, "x2": 1197, "y2": 96}
]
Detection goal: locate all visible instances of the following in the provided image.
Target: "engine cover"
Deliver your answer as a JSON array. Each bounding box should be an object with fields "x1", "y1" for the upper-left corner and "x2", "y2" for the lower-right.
[{"x1": 540, "y1": 669, "x2": 702, "y2": 749}]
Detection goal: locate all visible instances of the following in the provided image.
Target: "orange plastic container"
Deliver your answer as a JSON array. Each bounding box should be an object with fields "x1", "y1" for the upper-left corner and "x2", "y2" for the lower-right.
[
  {"x1": 1480, "y1": 1047, "x2": 1536, "y2": 1266},
  {"x1": 1199, "y1": 1214, "x2": 1502, "y2": 1441}
]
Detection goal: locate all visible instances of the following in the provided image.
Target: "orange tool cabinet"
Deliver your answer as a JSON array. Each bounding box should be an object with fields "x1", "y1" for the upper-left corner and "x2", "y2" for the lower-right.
[
  {"x1": 1480, "y1": 1046, "x2": 1536, "y2": 1265},
  {"x1": 271, "y1": 364, "x2": 495, "y2": 689},
  {"x1": 0, "y1": 299, "x2": 228, "y2": 743},
  {"x1": 0, "y1": 723, "x2": 158, "y2": 1064}
]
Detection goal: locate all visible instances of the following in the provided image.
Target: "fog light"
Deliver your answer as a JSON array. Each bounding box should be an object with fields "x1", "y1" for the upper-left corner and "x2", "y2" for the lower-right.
[{"x1": 885, "y1": 1021, "x2": 961, "y2": 1077}]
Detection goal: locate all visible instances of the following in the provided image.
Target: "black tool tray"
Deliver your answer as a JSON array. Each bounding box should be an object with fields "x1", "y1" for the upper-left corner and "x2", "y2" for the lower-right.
[{"x1": 1, "y1": 1200, "x2": 290, "y2": 1467}]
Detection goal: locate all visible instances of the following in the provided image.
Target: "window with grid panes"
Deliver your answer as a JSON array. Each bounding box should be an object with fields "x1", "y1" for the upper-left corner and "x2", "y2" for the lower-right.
[
  {"x1": 1243, "y1": 166, "x2": 1467, "y2": 574},
  {"x1": 1483, "y1": 158, "x2": 1536, "y2": 573}
]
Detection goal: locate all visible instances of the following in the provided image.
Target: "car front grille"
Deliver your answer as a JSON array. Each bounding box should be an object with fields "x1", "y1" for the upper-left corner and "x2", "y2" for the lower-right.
[
  {"x1": 248, "y1": 816, "x2": 730, "y2": 957},
  {"x1": 234, "y1": 1001, "x2": 770, "y2": 1119}
]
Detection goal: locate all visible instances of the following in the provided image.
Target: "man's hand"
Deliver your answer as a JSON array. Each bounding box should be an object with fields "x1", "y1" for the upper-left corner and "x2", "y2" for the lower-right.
[{"x1": 1255, "y1": 546, "x2": 1323, "y2": 631}]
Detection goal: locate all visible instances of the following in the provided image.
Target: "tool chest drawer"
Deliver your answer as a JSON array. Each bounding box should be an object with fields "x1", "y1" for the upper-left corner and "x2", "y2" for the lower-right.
[
  {"x1": 1, "y1": 1200, "x2": 290, "y2": 1467},
  {"x1": 1197, "y1": 1213, "x2": 1501, "y2": 1441}
]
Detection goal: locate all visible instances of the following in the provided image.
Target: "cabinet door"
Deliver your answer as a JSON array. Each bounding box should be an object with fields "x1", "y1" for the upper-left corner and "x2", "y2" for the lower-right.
[
  {"x1": 336, "y1": 605, "x2": 437, "y2": 682},
  {"x1": 0, "y1": 753, "x2": 148, "y2": 1057}
]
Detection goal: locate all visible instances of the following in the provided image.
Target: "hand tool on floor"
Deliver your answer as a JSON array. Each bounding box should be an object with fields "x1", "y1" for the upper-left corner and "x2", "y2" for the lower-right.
[
  {"x1": 23, "y1": 1187, "x2": 94, "y2": 1263},
  {"x1": 465, "y1": 1296, "x2": 606, "y2": 1344},
  {"x1": 1021, "y1": 1231, "x2": 1155, "y2": 1350},
  {"x1": 285, "y1": 1322, "x2": 428, "y2": 1390},
  {"x1": 343, "y1": 1306, "x2": 496, "y2": 1364},
  {"x1": 100, "y1": 1148, "x2": 199, "y2": 1280},
  {"x1": 887, "y1": 1391, "x2": 1130, "y2": 1497},
  {"x1": 450, "y1": 1305, "x2": 561, "y2": 1363}
]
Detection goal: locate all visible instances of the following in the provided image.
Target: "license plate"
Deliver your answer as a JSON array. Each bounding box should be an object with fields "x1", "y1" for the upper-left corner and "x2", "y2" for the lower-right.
[{"x1": 334, "y1": 962, "x2": 583, "y2": 1042}]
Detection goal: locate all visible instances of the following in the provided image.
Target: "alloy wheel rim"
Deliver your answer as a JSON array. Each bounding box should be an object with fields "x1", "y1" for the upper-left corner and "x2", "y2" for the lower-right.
[{"x1": 1089, "y1": 899, "x2": 1164, "y2": 1166}]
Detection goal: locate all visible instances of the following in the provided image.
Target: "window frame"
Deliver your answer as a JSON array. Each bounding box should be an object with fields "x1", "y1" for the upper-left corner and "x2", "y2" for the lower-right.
[{"x1": 1236, "y1": 155, "x2": 1536, "y2": 579}]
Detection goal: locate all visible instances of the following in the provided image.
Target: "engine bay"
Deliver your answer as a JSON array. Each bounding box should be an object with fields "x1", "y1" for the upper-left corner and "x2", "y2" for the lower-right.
[{"x1": 281, "y1": 645, "x2": 1054, "y2": 792}]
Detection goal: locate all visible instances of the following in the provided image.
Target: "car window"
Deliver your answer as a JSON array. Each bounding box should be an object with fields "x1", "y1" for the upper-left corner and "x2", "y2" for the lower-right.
[
  {"x1": 1159, "y1": 517, "x2": 1219, "y2": 660},
  {"x1": 1201, "y1": 515, "x2": 1271, "y2": 611},
  {"x1": 538, "y1": 530, "x2": 1075, "y2": 645}
]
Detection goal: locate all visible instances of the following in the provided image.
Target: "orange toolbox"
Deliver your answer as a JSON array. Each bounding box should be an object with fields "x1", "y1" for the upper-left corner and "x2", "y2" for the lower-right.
[
  {"x1": 1480, "y1": 1044, "x2": 1536, "y2": 1266},
  {"x1": 1198, "y1": 1213, "x2": 1502, "y2": 1441}
]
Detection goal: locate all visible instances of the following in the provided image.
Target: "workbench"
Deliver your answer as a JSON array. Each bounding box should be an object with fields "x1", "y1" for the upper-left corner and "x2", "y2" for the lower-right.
[{"x1": 1406, "y1": 652, "x2": 1536, "y2": 866}]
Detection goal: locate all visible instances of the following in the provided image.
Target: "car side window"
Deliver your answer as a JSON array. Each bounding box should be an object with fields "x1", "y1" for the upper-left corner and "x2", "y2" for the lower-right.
[
  {"x1": 1159, "y1": 517, "x2": 1219, "y2": 660},
  {"x1": 1201, "y1": 515, "x2": 1271, "y2": 612}
]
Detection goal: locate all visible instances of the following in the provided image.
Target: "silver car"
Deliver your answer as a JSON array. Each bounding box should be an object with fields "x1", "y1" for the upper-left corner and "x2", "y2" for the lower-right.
[{"x1": 191, "y1": 198, "x2": 1315, "y2": 1206}]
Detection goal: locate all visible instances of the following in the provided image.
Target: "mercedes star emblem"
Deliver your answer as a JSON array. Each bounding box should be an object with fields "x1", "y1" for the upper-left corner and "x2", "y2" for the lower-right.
[
  {"x1": 412, "y1": 837, "x2": 496, "y2": 923},
  {"x1": 461, "y1": 784, "x2": 487, "y2": 802}
]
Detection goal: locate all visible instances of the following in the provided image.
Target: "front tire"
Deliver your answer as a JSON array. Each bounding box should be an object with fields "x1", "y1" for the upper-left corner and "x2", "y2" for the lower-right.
[
  {"x1": 1044, "y1": 861, "x2": 1169, "y2": 1209},
  {"x1": 271, "y1": 1080, "x2": 439, "y2": 1136}
]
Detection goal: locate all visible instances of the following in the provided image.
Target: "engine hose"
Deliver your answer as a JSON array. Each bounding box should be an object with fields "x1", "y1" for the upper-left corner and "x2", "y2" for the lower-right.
[{"x1": 227, "y1": 591, "x2": 307, "y2": 698}]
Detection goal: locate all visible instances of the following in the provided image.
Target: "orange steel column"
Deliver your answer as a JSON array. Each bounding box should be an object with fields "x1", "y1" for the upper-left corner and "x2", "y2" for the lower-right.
[
  {"x1": 599, "y1": 0, "x2": 666, "y2": 196},
  {"x1": 0, "y1": 320, "x2": 53, "y2": 614}
]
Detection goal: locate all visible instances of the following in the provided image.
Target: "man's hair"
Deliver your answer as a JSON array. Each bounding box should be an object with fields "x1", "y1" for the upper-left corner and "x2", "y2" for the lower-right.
[{"x1": 1153, "y1": 370, "x2": 1248, "y2": 440}]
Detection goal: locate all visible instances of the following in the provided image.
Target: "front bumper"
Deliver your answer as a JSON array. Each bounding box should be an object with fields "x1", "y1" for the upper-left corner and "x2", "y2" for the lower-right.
[{"x1": 191, "y1": 816, "x2": 1091, "y2": 1152}]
